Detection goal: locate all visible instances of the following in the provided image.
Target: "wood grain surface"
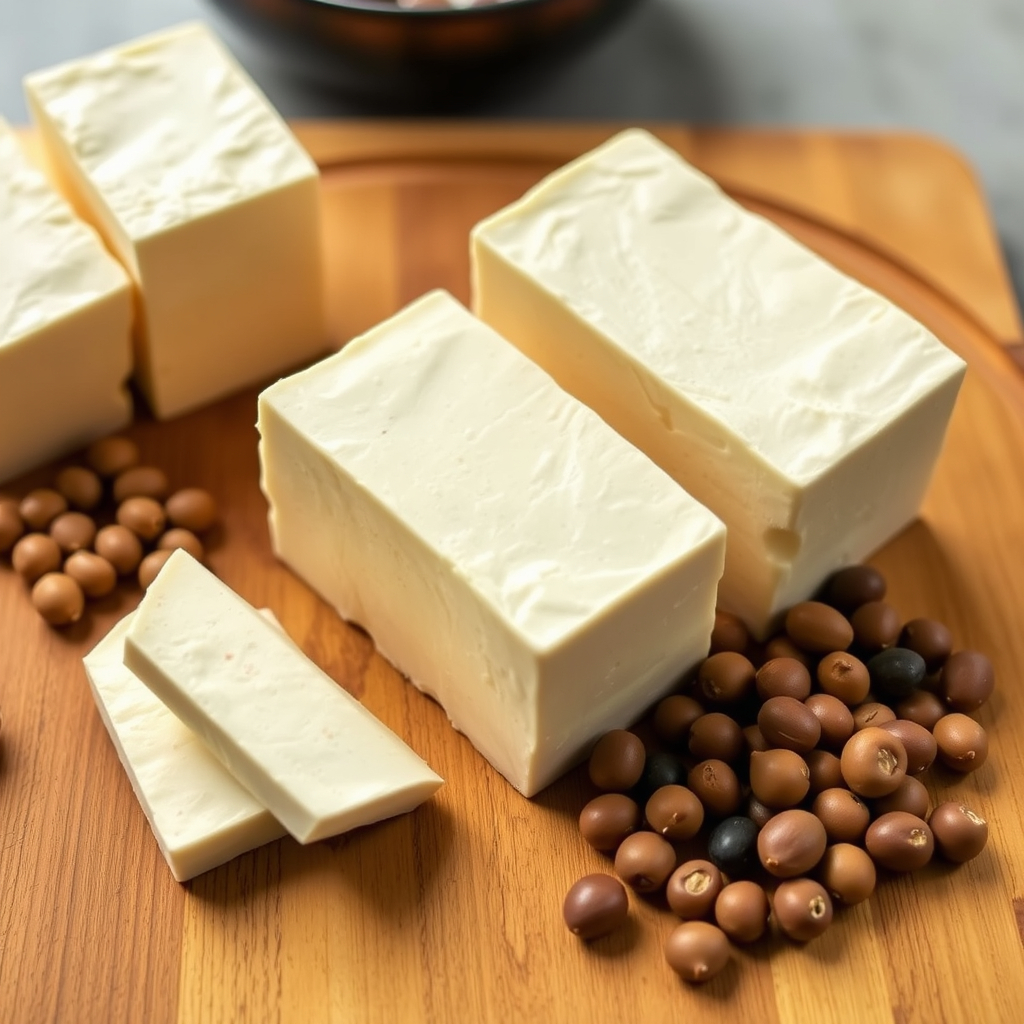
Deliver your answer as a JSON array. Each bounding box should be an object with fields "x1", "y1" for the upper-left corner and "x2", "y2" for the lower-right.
[{"x1": 1, "y1": 122, "x2": 1023, "y2": 1024}]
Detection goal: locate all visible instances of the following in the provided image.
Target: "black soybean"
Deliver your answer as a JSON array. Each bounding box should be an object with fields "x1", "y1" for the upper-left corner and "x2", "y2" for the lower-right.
[
  {"x1": 867, "y1": 647, "x2": 927, "y2": 701},
  {"x1": 707, "y1": 816, "x2": 759, "y2": 877},
  {"x1": 632, "y1": 751, "x2": 687, "y2": 803}
]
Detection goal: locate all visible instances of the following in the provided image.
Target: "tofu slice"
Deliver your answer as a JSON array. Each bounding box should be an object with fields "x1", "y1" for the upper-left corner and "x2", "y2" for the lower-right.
[
  {"x1": 471, "y1": 128, "x2": 967, "y2": 636},
  {"x1": 24, "y1": 23, "x2": 325, "y2": 420},
  {"x1": 83, "y1": 612, "x2": 286, "y2": 882},
  {"x1": 257, "y1": 290, "x2": 726, "y2": 797},
  {"x1": 0, "y1": 118, "x2": 131, "y2": 483},
  {"x1": 123, "y1": 551, "x2": 443, "y2": 844}
]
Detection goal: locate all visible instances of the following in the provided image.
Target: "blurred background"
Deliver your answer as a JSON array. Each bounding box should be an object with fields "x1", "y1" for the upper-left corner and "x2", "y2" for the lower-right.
[{"x1": 2, "y1": 0, "x2": 1021, "y2": 310}]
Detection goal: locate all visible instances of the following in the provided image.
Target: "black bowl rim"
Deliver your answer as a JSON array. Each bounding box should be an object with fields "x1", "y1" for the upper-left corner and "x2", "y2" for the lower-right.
[{"x1": 273, "y1": 0, "x2": 561, "y2": 18}]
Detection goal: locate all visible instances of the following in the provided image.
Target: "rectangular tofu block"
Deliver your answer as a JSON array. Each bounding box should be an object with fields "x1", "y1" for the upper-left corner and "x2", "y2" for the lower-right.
[
  {"x1": 471, "y1": 129, "x2": 967, "y2": 636},
  {"x1": 123, "y1": 551, "x2": 443, "y2": 844},
  {"x1": 0, "y1": 118, "x2": 131, "y2": 483},
  {"x1": 84, "y1": 612, "x2": 286, "y2": 882},
  {"x1": 24, "y1": 23, "x2": 325, "y2": 420},
  {"x1": 257, "y1": 290, "x2": 726, "y2": 796}
]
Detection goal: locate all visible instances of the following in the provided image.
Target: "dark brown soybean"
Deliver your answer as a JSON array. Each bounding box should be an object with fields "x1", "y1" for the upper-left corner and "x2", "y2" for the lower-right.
[
  {"x1": 865, "y1": 812, "x2": 934, "y2": 871},
  {"x1": 822, "y1": 564, "x2": 886, "y2": 613},
  {"x1": 929, "y1": 802, "x2": 989, "y2": 863},
  {"x1": 563, "y1": 874, "x2": 629, "y2": 939}
]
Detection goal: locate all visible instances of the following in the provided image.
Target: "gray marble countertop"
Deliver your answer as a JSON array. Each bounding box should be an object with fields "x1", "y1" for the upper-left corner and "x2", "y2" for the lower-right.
[{"x1": 3, "y1": 0, "x2": 1022, "y2": 312}]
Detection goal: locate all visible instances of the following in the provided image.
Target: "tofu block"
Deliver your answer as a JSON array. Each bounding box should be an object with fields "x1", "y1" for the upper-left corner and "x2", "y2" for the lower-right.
[
  {"x1": 83, "y1": 611, "x2": 286, "y2": 882},
  {"x1": 471, "y1": 129, "x2": 967, "y2": 636},
  {"x1": 0, "y1": 118, "x2": 131, "y2": 483},
  {"x1": 123, "y1": 551, "x2": 443, "y2": 844},
  {"x1": 257, "y1": 290, "x2": 726, "y2": 796},
  {"x1": 24, "y1": 23, "x2": 325, "y2": 420}
]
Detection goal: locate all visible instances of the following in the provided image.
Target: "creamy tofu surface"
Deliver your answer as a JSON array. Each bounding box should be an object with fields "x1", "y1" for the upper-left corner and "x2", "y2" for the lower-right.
[
  {"x1": 258, "y1": 290, "x2": 726, "y2": 795},
  {"x1": 0, "y1": 117, "x2": 131, "y2": 482},
  {"x1": 472, "y1": 129, "x2": 966, "y2": 634}
]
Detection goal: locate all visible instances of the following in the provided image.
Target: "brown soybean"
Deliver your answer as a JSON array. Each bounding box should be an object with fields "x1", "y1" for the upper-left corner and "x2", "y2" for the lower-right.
[
  {"x1": 49, "y1": 512, "x2": 97, "y2": 554},
  {"x1": 940, "y1": 651, "x2": 995, "y2": 713},
  {"x1": 773, "y1": 878, "x2": 833, "y2": 942},
  {"x1": 664, "y1": 921, "x2": 732, "y2": 983},
  {"x1": 157, "y1": 528, "x2": 205, "y2": 562},
  {"x1": 54, "y1": 466, "x2": 103, "y2": 511},
  {"x1": 165, "y1": 487, "x2": 218, "y2": 533},
  {"x1": 785, "y1": 601, "x2": 853, "y2": 653},
  {"x1": 138, "y1": 549, "x2": 174, "y2": 590},
  {"x1": 873, "y1": 775, "x2": 930, "y2": 818},
  {"x1": 579, "y1": 793, "x2": 641, "y2": 852},
  {"x1": 12, "y1": 533, "x2": 62, "y2": 583},
  {"x1": 929, "y1": 802, "x2": 989, "y2": 863},
  {"x1": 900, "y1": 618, "x2": 953, "y2": 672},
  {"x1": 94, "y1": 524, "x2": 143, "y2": 576},
  {"x1": 710, "y1": 609, "x2": 750, "y2": 655},
  {"x1": 764, "y1": 634, "x2": 816, "y2": 669},
  {"x1": 805, "y1": 750, "x2": 844, "y2": 793},
  {"x1": 589, "y1": 730, "x2": 646, "y2": 792},
  {"x1": 645, "y1": 785, "x2": 704, "y2": 841},
  {"x1": 756, "y1": 657, "x2": 812, "y2": 701},
  {"x1": 840, "y1": 727, "x2": 907, "y2": 797},
  {"x1": 87, "y1": 436, "x2": 139, "y2": 477},
  {"x1": 117, "y1": 496, "x2": 166, "y2": 542},
  {"x1": 933, "y1": 714, "x2": 988, "y2": 773},
  {"x1": 758, "y1": 696, "x2": 821, "y2": 753},
  {"x1": 714, "y1": 881, "x2": 769, "y2": 943},
  {"x1": 0, "y1": 497, "x2": 25, "y2": 553},
  {"x1": 666, "y1": 860, "x2": 723, "y2": 919},
  {"x1": 747, "y1": 795, "x2": 776, "y2": 829},
  {"x1": 614, "y1": 832, "x2": 676, "y2": 893},
  {"x1": 653, "y1": 694, "x2": 704, "y2": 746},
  {"x1": 562, "y1": 874, "x2": 629, "y2": 939},
  {"x1": 688, "y1": 759, "x2": 742, "y2": 817},
  {"x1": 697, "y1": 652, "x2": 755, "y2": 704},
  {"x1": 819, "y1": 843, "x2": 876, "y2": 904},
  {"x1": 749, "y1": 749, "x2": 810, "y2": 809},
  {"x1": 811, "y1": 788, "x2": 870, "y2": 843},
  {"x1": 688, "y1": 712, "x2": 744, "y2": 762},
  {"x1": 19, "y1": 488, "x2": 67, "y2": 531},
  {"x1": 743, "y1": 724, "x2": 770, "y2": 754},
  {"x1": 756, "y1": 809, "x2": 827, "y2": 878},
  {"x1": 850, "y1": 600, "x2": 902, "y2": 652},
  {"x1": 865, "y1": 812, "x2": 934, "y2": 871},
  {"x1": 113, "y1": 465, "x2": 170, "y2": 502},
  {"x1": 879, "y1": 719, "x2": 937, "y2": 774},
  {"x1": 895, "y1": 689, "x2": 947, "y2": 731},
  {"x1": 823, "y1": 564, "x2": 886, "y2": 612},
  {"x1": 817, "y1": 651, "x2": 871, "y2": 706},
  {"x1": 64, "y1": 551, "x2": 117, "y2": 599},
  {"x1": 805, "y1": 694, "x2": 855, "y2": 750},
  {"x1": 853, "y1": 702, "x2": 897, "y2": 731},
  {"x1": 31, "y1": 572, "x2": 85, "y2": 626}
]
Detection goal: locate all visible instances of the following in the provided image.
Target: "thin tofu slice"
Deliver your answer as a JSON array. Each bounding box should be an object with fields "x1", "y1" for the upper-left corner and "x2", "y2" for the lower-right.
[
  {"x1": 123, "y1": 551, "x2": 443, "y2": 844},
  {"x1": 84, "y1": 612, "x2": 286, "y2": 882}
]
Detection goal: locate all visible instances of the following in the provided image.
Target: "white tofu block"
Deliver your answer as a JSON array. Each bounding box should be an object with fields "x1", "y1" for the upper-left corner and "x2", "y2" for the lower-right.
[
  {"x1": 83, "y1": 611, "x2": 286, "y2": 882},
  {"x1": 472, "y1": 129, "x2": 967, "y2": 636},
  {"x1": 123, "y1": 551, "x2": 443, "y2": 844},
  {"x1": 257, "y1": 290, "x2": 726, "y2": 797},
  {"x1": 0, "y1": 118, "x2": 131, "y2": 484},
  {"x1": 24, "y1": 23, "x2": 326, "y2": 420}
]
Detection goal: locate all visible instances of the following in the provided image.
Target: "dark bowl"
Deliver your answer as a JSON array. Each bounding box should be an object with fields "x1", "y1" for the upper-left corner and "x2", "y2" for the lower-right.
[{"x1": 208, "y1": 0, "x2": 639, "y2": 106}]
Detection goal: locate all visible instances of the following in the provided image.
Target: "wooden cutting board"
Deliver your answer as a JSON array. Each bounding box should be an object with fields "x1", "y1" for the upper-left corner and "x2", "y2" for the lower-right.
[{"x1": 2, "y1": 123, "x2": 1024, "y2": 1024}]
